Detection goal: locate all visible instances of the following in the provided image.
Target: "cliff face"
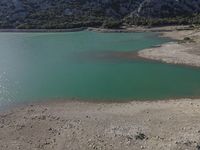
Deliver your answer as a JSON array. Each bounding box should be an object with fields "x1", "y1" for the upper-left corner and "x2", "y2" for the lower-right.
[{"x1": 0, "y1": 0, "x2": 200, "y2": 28}]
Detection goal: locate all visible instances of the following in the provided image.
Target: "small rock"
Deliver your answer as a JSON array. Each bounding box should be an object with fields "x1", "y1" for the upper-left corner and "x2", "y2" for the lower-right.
[
  {"x1": 135, "y1": 132, "x2": 147, "y2": 140},
  {"x1": 17, "y1": 124, "x2": 25, "y2": 130},
  {"x1": 126, "y1": 135, "x2": 133, "y2": 141},
  {"x1": 126, "y1": 140, "x2": 131, "y2": 145},
  {"x1": 183, "y1": 141, "x2": 192, "y2": 146},
  {"x1": 92, "y1": 145, "x2": 96, "y2": 149},
  {"x1": 42, "y1": 108, "x2": 48, "y2": 112},
  {"x1": 197, "y1": 145, "x2": 200, "y2": 150},
  {"x1": 40, "y1": 115, "x2": 46, "y2": 120}
]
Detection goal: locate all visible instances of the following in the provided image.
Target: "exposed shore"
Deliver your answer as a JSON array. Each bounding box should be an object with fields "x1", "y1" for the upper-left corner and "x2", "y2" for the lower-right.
[
  {"x1": 1, "y1": 99, "x2": 200, "y2": 150},
  {"x1": 138, "y1": 26, "x2": 200, "y2": 67},
  {"x1": 88, "y1": 25, "x2": 189, "y2": 33}
]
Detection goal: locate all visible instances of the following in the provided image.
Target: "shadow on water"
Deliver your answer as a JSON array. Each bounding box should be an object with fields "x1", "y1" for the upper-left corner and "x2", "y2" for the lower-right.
[{"x1": 69, "y1": 51, "x2": 153, "y2": 63}]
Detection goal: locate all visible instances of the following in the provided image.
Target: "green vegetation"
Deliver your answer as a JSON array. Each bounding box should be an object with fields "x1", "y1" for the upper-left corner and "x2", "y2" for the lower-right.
[
  {"x1": 3, "y1": 13, "x2": 199, "y2": 29},
  {"x1": 102, "y1": 20, "x2": 122, "y2": 29},
  {"x1": 1, "y1": 0, "x2": 200, "y2": 29},
  {"x1": 16, "y1": 21, "x2": 103, "y2": 29},
  {"x1": 1, "y1": 13, "x2": 200, "y2": 29},
  {"x1": 125, "y1": 14, "x2": 200, "y2": 27}
]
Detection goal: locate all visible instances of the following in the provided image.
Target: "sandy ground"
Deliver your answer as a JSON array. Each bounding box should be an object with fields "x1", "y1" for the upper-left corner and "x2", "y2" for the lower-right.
[
  {"x1": 1, "y1": 99, "x2": 200, "y2": 150},
  {"x1": 138, "y1": 26, "x2": 200, "y2": 67}
]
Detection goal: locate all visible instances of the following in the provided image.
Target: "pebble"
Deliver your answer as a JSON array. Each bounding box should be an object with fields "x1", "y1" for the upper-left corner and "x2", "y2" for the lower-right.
[
  {"x1": 175, "y1": 141, "x2": 178, "y2": 144},
  {"x1": 40, "y1": 115, "x2": 46, "y2": 120},
  {"x1": 182, "y1": 127, "x2": 186, "y2": 130},
  {"x1": 126, "y1": 140, "x2": 131, "y2": 145}
]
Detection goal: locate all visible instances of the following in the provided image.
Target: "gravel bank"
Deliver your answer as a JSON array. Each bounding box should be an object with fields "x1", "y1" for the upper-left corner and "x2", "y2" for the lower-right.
[
  {"x1": 138, "y1": 28, "x2": 200, "y2": 67},
  {"x1": 1, "y1": 99, "x2": 200, "y2": 150}
]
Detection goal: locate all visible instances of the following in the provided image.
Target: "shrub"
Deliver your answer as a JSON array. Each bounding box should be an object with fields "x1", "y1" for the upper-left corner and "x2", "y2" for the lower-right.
[{"x1": 102, "y1": 20, "x2": 122, "y2": 29}]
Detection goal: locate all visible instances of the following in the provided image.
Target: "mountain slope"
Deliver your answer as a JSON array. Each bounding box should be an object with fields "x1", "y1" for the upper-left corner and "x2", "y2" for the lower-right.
[
  {"x1": 0, "y1": 0, "x2": 200, "y2": 29},
  {"x1": 134, "y1": 0, "x2": 200, "y2": 18}
]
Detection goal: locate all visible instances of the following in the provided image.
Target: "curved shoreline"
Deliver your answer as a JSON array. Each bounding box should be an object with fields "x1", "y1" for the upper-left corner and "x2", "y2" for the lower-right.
[{"x1": 138, "y1": 27, "x2": 200, "y2": 68}]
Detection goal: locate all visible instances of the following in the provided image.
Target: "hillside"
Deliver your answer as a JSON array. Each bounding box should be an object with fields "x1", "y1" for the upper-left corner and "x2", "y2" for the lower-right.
[{"x1": 0, "y1": 0, "x2": 200, "y2": 29}]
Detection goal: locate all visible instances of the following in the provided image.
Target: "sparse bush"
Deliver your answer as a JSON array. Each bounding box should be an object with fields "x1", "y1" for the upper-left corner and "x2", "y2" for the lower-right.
[{"x1": 102, "y1": 20, "x2": 122, "y2": 29}]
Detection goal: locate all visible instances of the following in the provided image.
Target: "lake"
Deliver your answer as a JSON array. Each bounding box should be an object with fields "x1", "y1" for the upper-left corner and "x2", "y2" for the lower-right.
[{"x1": 0, "y1": 31, "x2": 200, "y2": 106}]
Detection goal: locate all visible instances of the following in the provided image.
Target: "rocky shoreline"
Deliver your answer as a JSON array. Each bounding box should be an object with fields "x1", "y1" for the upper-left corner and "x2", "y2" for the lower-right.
[
  {"x1": 1, "y1": 99, "x2": 200, "y2": 150},
  {"x1": 138, "y1": 26, "x2": 200, "y2": 68}
]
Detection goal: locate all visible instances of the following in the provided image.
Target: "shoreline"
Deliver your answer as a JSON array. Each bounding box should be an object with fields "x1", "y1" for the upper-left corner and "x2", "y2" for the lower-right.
[
  {"x1": 138, "y1": 26, "x2": 200, "y2": 68},
  {"x1": 0, "y1": 25, "x2": 192, "y2": 33},
  {"x1": 1, "y1": 98, "x2": 200, "y2": 150}
]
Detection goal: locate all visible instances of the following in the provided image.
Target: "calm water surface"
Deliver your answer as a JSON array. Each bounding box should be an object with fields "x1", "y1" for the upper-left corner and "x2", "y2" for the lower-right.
[{"x1": 0, "y1": 31, "x2": 200, "y2": 105}]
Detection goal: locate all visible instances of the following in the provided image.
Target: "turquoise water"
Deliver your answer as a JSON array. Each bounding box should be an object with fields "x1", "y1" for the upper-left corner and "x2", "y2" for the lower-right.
[{"x1": 0, "y1": 31, "x2": 200, "y2": 105}]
